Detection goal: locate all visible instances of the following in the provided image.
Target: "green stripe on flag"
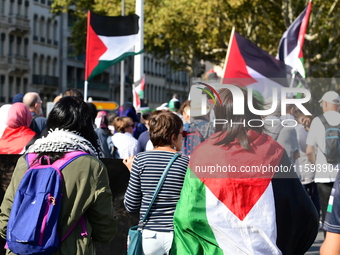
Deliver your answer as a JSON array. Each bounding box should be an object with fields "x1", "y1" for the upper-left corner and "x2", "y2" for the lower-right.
[
  {"x1": 87, "y1": 49, "x2": 144, "y2": 81},
  {"x1": 171, "y1": 168, "x2": 224, "y2": 255}
]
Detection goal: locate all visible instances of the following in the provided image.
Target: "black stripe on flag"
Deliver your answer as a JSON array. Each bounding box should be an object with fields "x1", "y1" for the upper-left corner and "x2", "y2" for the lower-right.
[
  {"x1": 90, "y1": 12, "x2": 139, "y2": 36},
  {"x1": 235, "y1": 32, "x2": 293, "y2": 87}
]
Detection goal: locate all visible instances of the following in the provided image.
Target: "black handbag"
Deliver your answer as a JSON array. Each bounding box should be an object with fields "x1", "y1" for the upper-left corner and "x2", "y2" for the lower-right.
[{"x1": 127, "y1": 152, "x2": 181, "y2": 255}]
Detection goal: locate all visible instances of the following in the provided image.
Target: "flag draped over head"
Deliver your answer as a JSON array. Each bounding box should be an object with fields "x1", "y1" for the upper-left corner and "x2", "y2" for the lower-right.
[
  {"x1": 85, "y1": 12, "x2": 143, "y2": 81},
  {"x1": 171, "y1": 132, "x2": 319, "y2": 255},
  {"x1": 221, "y1": 30, "x2": 300, "y2": 100},
  {"x1": 277, "y1": 1, "x2": 312, "y2": 78},
  {"x1": 132, "y1": 75, "x2": 145, "y2": 110}
]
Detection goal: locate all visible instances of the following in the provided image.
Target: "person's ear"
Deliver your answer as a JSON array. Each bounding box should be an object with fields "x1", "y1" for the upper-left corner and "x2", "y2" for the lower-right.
[{"x1": 171, "y1": 134, "x2": 177, "y2": 145}]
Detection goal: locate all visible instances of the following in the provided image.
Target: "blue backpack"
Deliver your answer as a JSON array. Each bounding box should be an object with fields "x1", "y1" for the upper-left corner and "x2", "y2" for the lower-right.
[{"x1": 6, "y1": 151, "x2": 88, "y2": 255}]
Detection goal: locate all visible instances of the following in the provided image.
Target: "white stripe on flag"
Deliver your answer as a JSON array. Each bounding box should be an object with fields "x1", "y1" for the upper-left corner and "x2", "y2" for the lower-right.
[
  {"x1": 98, "y1": 34, "x2": 139, "y2": 61},
  {"x1": 205, "y1": 182, "x2": 281, "y2": 255},
  {"x1": 284, "y1": 41, "x2": 305, "y2": 77},
  {"x1": 246, "y1": 66, "x2": 285, "y2": 101}
]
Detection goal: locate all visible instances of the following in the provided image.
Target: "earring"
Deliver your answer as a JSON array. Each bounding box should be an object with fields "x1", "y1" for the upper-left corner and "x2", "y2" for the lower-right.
[{"x1": 173, "y1": 146, "x2": 177, "y2": 151}]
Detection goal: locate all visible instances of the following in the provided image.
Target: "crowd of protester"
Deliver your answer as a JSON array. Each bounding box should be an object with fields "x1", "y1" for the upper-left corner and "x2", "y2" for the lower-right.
[{"x1": 0, "y1": 87, "x2": 340, "y2": 254}]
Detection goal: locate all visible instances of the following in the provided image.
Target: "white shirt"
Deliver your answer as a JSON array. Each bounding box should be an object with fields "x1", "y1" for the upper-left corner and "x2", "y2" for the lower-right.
[
  {"x1": 306, "y1": 111, "x2": 340, "y2": 182},
  {"x1": 111, "y1": 132, "x2": 138, "y2": 159}
]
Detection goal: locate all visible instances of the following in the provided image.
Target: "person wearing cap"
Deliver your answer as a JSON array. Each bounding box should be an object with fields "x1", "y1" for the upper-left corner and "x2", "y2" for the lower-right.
[
  {"x1": 168, "y1": 100, "x2": 184, "y2": 123},
  {"x1": 306, "y1": 91, "x2": 340, "y2": 239},
  {"x1": 12, "y1": 93, "x2": 24, "y2": 103}
]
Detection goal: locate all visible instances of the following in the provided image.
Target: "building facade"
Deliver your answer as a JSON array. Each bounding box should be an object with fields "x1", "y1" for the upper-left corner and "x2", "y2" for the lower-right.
[{"x1": 0, "y1": 1, "x2": 190, "y2": 111}]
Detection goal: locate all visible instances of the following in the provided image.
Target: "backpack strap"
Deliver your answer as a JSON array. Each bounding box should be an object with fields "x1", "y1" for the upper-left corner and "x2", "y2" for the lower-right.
[
  {"x1": 25, "y1": 151, "x2": 89, "y2": 170},
  {"x1": 52, "y1": 151, "x2": 89, "y2": 170},
  {"x1": 318, "y1": 114, "x2": 330, "y2": 129},
  {"x1": 61, "y1": 215, "x2": 88, "y2": 242},
  {"x1": 26, "y1": 153, "x2": 38, "y2": 168}
]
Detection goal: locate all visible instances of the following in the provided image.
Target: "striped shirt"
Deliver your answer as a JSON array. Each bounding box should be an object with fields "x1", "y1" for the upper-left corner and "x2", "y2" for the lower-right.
[{"x1": 124, "y1": 150, "x2": 189, "y2": 232}]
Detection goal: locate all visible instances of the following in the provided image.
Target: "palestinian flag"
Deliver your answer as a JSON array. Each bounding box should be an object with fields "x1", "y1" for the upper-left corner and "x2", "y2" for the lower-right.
[
  {"x1": 85, "y1": 12, "x2": 143, "y2": 81},
  {"x1": 277, "y1": 1, "x2": 312, "y2": 78},
  {"x1": 221, "y1": 30, "x2": 299, "y2": 100},
  {"x1": 135, "y1": 74, "x2": 145, "y2": 99},
  {"x1": 132, "y1": 75, "x2": 145, "y2": 110},
  {"x1": 171, "y1": 132, "x2": 319, "y2": 255}
]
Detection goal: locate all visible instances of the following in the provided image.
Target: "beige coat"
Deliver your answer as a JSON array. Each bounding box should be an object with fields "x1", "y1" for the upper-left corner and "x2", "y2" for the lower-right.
[{"x1": 0, "y1": 154, "x2": 117, "y2": 255}]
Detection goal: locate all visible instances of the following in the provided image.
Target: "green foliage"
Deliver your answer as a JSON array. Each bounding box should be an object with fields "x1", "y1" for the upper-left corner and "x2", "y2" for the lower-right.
[{"x1": 51, "y1": 0, "x2": 340, "y2": 79}]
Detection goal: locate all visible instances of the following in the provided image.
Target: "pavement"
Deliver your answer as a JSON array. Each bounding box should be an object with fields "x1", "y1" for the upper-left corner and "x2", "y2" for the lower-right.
[{"x1": 306, "y1": 229, "x2": 324, "y2": 255}]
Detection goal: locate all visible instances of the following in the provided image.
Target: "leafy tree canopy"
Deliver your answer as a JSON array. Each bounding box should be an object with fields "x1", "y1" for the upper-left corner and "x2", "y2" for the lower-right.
[{"x1": 51, "y1": 0, "x2": 340, "y2": 79}]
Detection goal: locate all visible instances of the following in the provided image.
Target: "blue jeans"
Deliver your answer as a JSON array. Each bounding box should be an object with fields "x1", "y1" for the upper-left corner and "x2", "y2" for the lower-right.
[{"x1": 142, "y1": 229, "x2": 173, "y2": 255}]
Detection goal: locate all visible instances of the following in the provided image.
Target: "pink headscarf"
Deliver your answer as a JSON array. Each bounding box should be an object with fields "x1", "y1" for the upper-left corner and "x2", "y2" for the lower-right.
[
  {"x1": 96, "y1": 111, "x2": 108, "y2": 128},
  {"x1": 7, "y1": 103, "x2": 32, "y2": 128}
]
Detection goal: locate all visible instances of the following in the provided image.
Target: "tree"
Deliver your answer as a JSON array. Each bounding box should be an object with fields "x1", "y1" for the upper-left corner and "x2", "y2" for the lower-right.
[{"x1": 51, "y1": 0, "x2": 340, "y2": 81}]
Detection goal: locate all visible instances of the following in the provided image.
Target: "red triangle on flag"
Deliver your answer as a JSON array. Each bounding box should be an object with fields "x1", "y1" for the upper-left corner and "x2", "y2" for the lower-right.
[
  {"x1": 85, "y1": 12, "x2": 108, "y2": 80},
  {"x1": 192, "y1": 132, "x2": 284, "y2": 221},
  {"x1": 222, "y1": 33, "x2": 257, "y2": 87}
]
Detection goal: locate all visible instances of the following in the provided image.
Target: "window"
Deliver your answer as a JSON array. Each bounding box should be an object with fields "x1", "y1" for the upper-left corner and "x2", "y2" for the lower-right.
[
  {"x1": 0, "y1": 76, "x2": 4, "y2": 102},
  {"x1": 17, "y1": 0, "x2": 22, "y2": 16},
  {"x1": 1, "y1": 0, "x2": 5, "y2": 15},
  {"x1": 9, "y1": 0, "x2": 13, "y2": 15},
  {"x1": 150, "y1": 59, "x2": 154, "y2": 75},
  {"x1": 23, "y1": 77, "x2": 28, "y2": 92},
  {"x1": 16, "y1": 77, "x2": 21, "y2": 94},
  {"x1": 67, "y1": 11, "x2": 77, "y2": 28},
  {"x1": 46, "y1": 19, "x2": 51, "y2": 43},
  {"x1": 32, "y1": 54, "x2": 37, "y2": 74},
  {"x1": 53, "y1": 21, "x2": 58, "y2": 45},
  {"x1": 16, "y1": 36, "x2": 21, "y2": 57},
  {"x1": 53, "y1": 58, "x2": 57, "y2": 76},
  {"x1": 9, "y1": 35, "x2": 14, "y2": 57},
  {"x1": 145, "y1": 57, "x2": 149, "y2": 74},
  {"x1": 39, "y1": 55, "x2": 44, "y2": 75},
  {"x1": 23, "y1": 38, "x2": 28, "y2": 58},
  {"x1": 40, "y1": 17, "x2": 45, "y2": 42},
  {"x1": 8, "y1": 76, "x2": 13, "y2": 98},
  {"x1": 46, "y1": 56, "x2": 50, "y2": 76},
  {"x1": 24, "y1": 1, "x2": 28, "y2": 18},
  {"x1": 33, "y1": 15, "x2": 38, "y2": 40},
  {"x1": 0, "y1": 33, "x2": 5, "y2": 56}
]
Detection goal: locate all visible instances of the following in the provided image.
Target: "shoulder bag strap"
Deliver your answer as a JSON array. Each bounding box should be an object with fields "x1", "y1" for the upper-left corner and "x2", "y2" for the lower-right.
[{"x1": 141, "y1": 152, "x2": 181, "y2": 223}]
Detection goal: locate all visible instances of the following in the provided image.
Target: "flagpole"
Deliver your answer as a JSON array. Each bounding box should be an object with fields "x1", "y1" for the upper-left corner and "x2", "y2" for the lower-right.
[
  {"x1": 84, "y1": 11, "x2": 91, "y2": 102},
  {"x1": 221, "y1": 26, "x2": 235, "y2": 84},
  {"x1": 120, "y1": 0, "x2": 125, "y2": 107},
  {"x1": 84, "y1": 81, "x2": 88, "y2": 102},
  {"x1": 134, "y1": 0, "x2": 144, "y2": 91}
]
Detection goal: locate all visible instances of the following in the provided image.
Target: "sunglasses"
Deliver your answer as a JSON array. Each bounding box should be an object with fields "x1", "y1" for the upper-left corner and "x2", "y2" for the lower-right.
[{"x1": 180, "y1": 130, "x2": 188, "y2": 138}]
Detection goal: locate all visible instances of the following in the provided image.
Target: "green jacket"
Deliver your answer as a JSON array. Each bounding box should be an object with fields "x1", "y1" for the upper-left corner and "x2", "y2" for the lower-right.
[{"x1": 0, "y1": 154, "x2": 117, "y2": 255}]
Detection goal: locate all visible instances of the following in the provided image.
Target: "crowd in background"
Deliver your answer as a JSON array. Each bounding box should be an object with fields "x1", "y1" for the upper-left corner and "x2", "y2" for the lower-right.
[{"x1": 0, "y1": 87, "x2": 340, "y2": 254}]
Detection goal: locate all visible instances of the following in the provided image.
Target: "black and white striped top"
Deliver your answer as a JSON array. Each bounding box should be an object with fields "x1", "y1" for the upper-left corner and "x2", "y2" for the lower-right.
[{"x1": 124, "y1": 150, "x2": 189, "y2": 232}]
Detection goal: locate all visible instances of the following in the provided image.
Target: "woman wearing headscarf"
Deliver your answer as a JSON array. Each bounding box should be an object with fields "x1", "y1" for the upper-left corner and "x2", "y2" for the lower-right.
[
  {"x1": 0, "y1": 96, "x2": 116, "y2": 254},
  {"x1": 0, "y1": 104, "x2": 11, "y2": 139},
  {"x1": 0, "y1": 103, "x2": 36, "y2": 154}
]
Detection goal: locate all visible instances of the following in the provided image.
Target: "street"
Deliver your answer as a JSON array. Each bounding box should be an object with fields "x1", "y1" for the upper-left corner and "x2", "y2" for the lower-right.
[{"x1": 306, "y1": 230, "x2": 323, "y2": 255}]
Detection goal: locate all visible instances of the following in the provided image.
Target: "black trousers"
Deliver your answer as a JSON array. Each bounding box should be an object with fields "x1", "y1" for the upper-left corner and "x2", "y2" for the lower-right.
[
  {"x1": 317, "y1": 182, "x2": 334, "y2": 237},
  {"x1": 304, "y1": 182, "x2": 320, "y2": 218}
]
